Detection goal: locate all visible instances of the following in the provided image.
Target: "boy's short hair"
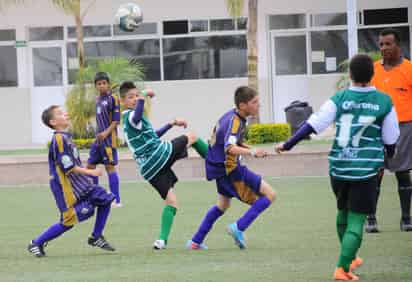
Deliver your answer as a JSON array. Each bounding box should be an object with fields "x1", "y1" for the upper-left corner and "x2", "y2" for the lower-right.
[
  {"x1": 234, "y1": 86, "x2": 257, "y2": 108},
  {"x1": 94, "y1": 72, "x2": 110, "y2": 84},
  {"x1": 42, "y1": 105, "x2": 60, "y2": 129},
  {"x1": 119, "y1": 81, "x2": 137, "y2": 98},
  {"x1": 379, "y1": 28, "x2": 401, "y2": 46},
  {"x1": 349, "y1": 54, "x2": 374, "y2": 84}
]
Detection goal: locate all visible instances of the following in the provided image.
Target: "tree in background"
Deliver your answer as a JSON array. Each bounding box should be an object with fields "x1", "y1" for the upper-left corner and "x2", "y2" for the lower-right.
[{"x1": 225, "y1": 0, "x2": 259, "y2": 123}]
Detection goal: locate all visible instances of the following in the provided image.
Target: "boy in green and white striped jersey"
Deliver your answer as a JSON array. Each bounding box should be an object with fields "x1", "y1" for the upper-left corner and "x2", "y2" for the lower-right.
[
  {"x1": 276, "y1": 54, "x2": 400, "y2": 280},
  {"x1": 119, "y1": 81, "x2": 208, "y2": 250}
]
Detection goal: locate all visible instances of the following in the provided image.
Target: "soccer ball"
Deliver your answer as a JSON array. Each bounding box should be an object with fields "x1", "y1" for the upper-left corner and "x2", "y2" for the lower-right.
[{"x1": 115, "y1": 3, "x2": 143, "y2": 32}]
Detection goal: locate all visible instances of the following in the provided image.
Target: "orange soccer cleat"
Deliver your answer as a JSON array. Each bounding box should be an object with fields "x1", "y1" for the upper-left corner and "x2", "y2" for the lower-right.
[{"x1": 334, "y1": 267, "x2": 359, "y2": 281}]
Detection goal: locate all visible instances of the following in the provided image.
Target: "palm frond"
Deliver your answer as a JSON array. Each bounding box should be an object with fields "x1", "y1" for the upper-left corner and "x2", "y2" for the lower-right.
[
  {"x1": 225, "y1": 0, "x2": 245, "y2": 18},
  {"x1": 0, "y1": 0, "x2": 25, "y2": 10},
  {"x1": 51, "y1": 0, "x2": 79, "y2": 15}
]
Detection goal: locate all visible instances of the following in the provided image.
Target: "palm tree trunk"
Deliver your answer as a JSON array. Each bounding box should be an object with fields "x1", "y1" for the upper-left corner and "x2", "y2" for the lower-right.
[
  {"x1": 247, "y1": 0, "x2": 259, "y2": 123},
  {"x1": 74, "y1": 13, "x2": 85, "y2": 69}
]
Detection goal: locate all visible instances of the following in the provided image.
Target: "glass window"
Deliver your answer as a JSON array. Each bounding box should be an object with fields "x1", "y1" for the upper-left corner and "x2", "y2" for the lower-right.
[
  {"x1": 0, "y1": 29, "x2": 16, "y2": 41},
  {"x1": 67, "y1": 39, "x2": 161, "y2": 83},
  {"x1": 33, "y1": 47, "x2": 63, "y2": 86},
  {"x1": 358, "y1": 26, "x2": 410, "y2": 59},
  {"x1": 163, "y1": 35, "x2": 247, "y2": 80},
  {"x1": 114, "y1": 22, "x2": 157, "y2": 36},
  {"x1": 190, "y1": 20, "x2": 208, "y2": 32},
  {"x1": 0, "y1": 46, "x2": 18, "y2": 87},
  {"x1": 311, "y1": 13, "x2": 347, "y2": 26},
  {"x1": 274, "y1": 35, "x2": 307, "y2": 75},
  {"x1": 68, "y1": 25, "x2": 111, "y2": 38},
  {"x1": 163, "y1": 20, "x2": 188, "y2": 35},
  {"x1": 29, "y1": 26, "x2": 63, "y2": 41},
  {"x1": 210, "y1": 19, "x2": 235, "y2": 31},
  {"x1": 269, "y1": 14, "x2": 306, "y2": 30},
  {"x1": 237, "y1": 18, "x2": 248, "y2": 30},
  {"x1": 311, "y1": 30, "x2": 348, "y2": 74},
  {"x1": 363, "y1": 8, "x2": 408, "y2": 26}
]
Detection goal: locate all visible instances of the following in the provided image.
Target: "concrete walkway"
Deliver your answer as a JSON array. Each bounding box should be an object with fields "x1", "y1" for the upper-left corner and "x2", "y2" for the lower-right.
[{"x1": 0, "y1": 143, "x2": 332, "y2": 186}]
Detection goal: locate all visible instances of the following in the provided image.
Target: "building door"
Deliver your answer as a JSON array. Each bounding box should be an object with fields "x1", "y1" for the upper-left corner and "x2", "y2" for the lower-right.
[
  {"x1": 29, "y1": 43, "x2": 67, "y2": 144},
  {"x1": 271, "y1": 32, "x2": 309, "y2": 122}
]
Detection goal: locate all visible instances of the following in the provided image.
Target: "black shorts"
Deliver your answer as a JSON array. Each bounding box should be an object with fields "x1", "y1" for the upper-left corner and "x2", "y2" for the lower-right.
[
  {"x1": 330, "y1": 175, "x2": 378, "y2": 214},
  {"x1": 149, "y1": 135, "x2": 189, "y2": 199}
]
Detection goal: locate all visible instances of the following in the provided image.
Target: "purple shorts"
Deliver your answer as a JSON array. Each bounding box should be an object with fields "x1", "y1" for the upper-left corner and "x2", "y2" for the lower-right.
[
  {"x1": 216, "y1": 165, "x2": 262, "y2": 205},
  {"x1": 88, "y1": 142, "x2": 118, "y2": 166},
  {"x1": 61, "y1": 186, "x2": 115, "y2": 225}
]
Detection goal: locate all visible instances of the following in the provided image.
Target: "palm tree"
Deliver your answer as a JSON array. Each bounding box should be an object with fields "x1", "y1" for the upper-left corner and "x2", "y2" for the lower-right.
[
  {"x1": 225, "y1": 0, "x2": 259, "y2": 122},
  {"x1": 0, "y1": 0, "x2": 94, "y2": 70},
  {"x1": 51, "y1": 0, "x2": 97, "y2": 69},
  {"x1": 66, "y1": 57, "x2": 146, "y2": 138}
]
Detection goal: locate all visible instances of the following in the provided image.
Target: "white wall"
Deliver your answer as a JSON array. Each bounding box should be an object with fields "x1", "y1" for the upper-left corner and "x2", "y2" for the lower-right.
[{"x1": 0, "y1": 88, "x2": 32, "y2": 146}]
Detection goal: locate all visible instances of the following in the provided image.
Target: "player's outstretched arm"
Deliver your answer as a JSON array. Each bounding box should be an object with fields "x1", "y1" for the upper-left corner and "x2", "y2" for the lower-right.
[
  {"x1": 227, "y1": 145, "x2": 267, "y2": 158},
  {"x1": 275, "y1": 122, "x2": 315, "y2": 153}
]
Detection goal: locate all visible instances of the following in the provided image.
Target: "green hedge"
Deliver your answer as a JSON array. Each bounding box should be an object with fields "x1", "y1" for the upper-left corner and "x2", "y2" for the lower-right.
[
  {"x1": 245, "y1": 123, "x2": 291, "y2": 144},
  {"x1": 47, "y1": 138, "x2": 126, "y2": 149}
]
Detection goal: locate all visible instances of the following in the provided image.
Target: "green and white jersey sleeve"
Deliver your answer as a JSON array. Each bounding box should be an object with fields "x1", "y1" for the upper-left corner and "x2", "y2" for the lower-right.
[{"x1": 122, "y1": 110, "x2": 172, "y2": 181}]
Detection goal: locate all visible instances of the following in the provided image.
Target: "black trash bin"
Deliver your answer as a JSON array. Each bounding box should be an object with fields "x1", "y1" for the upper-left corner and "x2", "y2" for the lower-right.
[{"x1": 284, "y1": 100, "x2": 313, "y2": 136}]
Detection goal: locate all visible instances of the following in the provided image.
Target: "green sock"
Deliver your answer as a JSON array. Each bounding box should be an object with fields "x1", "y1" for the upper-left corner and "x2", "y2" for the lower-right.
[
  {"x1": 191, "y1": 138, "x2": 208, "y2": 159},
  {"x1": 159, "y1": 205, "x2": 177, "y2": 242},
  {"x1": 336, "y1": 209, "x2": 348, "y2": 243},
  {"x1": 337, "y1": 211, "x2": 366, "y2": 272}
]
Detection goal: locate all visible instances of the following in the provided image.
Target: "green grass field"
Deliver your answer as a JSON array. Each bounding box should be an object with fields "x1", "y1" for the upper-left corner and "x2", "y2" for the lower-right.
[{"x1": 1, "y1": 177, "x2": 411, "y2": 282}]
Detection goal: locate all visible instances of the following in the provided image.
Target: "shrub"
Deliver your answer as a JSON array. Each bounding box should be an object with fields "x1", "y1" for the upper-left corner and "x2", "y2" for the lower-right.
[
  {"x1": 47, "y1": 138, "x2": 126, "y2": 150},
  {"x1": 245, "y1": 123, "x2": 291, "y2": 144}
]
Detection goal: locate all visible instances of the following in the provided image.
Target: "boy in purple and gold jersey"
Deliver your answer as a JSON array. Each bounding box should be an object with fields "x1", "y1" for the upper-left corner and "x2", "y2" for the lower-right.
[
  {"x1": 187, "y1": 86, "x2": 277, "y2": 250},
  {"x1": 27, "y1": 105, "x2": 116, "y2": 258},
  {"x1": 87, "y1": 72, "x2": 122, "y2": 206}
]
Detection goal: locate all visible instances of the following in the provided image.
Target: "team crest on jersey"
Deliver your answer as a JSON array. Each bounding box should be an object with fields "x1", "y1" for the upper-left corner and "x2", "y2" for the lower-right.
[
  {"x1": 102, "y1": 100, "x2": 108, "y2": 106},
  {"x1": 228, "y1": 135, "x2": 238, "y2": 145},
  {"x1": 81, "y1": 207, "x2": 89, "y2": 215},
  {"x1": 61, "y1": 155, "x2": 73, "y2": 169}
]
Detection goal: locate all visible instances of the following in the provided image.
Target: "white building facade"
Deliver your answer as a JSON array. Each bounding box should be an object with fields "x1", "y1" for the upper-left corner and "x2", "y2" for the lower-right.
[{"x1": 0, "y1": 0, "x2": 411, "y2": 146}]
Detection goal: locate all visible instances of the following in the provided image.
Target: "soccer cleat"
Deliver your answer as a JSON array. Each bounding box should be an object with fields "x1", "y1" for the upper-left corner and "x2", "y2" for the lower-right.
[
  {"x1": 153, "y1": 239, "x2": 167, "y2": 250},
  {"x1": 227, "y1": 223, "x2": 246, "y2": 249},
  {"x1": 364, "y1": 217, "x2": 380, "y2": 233},
  {"x1": 27, "y1": 240, "x2": 46, "y2": 258},
  {"x1": 333, "y1": 267, "x2": 359, "y2": 281},
  {"x1": 87, "y1": 235, "x2": 115, "y2": 251},
  {"x1": 350, "y1": 257, "x2": 363, "y2": 272},
  {"x1": 400, "y1": 217, "x2": 412, "y2": 232},
  {"x1": 185, "y1": 240, "x2": 208, "y2": 250}
]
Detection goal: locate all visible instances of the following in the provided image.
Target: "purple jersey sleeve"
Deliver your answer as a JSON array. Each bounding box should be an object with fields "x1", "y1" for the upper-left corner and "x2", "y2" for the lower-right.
[
  {"x1": 132, "y1": 99, "x2": 145, "y2": 125},
  {"x1": 156, "y1": 124, "x2": 172, "y2": 137},
  {"x1": 53, "y1": 133, "x2": 76, "y2": 174},
  {"x1": 111, "y1": 95, "x2": 121, "y2": 123},
  {"x1": 224, "y1": 115, "x2": 242, "y2": 152}
]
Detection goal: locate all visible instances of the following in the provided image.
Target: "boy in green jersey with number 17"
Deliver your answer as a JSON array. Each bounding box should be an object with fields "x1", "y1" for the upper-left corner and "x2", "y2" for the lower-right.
[
  {"x1": 276, "y1": 54, "x2": 400, "y2": 281},
  {"x1": 119, "y1": 81, "x2": 208, "y2": 250}
]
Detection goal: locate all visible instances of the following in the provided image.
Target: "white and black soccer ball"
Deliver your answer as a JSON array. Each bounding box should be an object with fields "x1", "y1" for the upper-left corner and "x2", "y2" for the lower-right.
[{"x1": 115, "y1": 3, "x2": 143, "y2": 32}]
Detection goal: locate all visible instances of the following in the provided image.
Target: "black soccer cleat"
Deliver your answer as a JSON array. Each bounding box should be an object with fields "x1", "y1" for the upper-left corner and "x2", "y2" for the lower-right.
[
  {"x1": 400, "y1": 217, "x2": 412, "y2": 232},
  {"x1": 88, "y1": 235, "x2": 116, "y2": 251},
  {"x1": 365, "y1": 217, "x2": 380, "y2": 233},
  {"x1": 27, "y1": 240, "x2": 46, "y2": 258}
]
